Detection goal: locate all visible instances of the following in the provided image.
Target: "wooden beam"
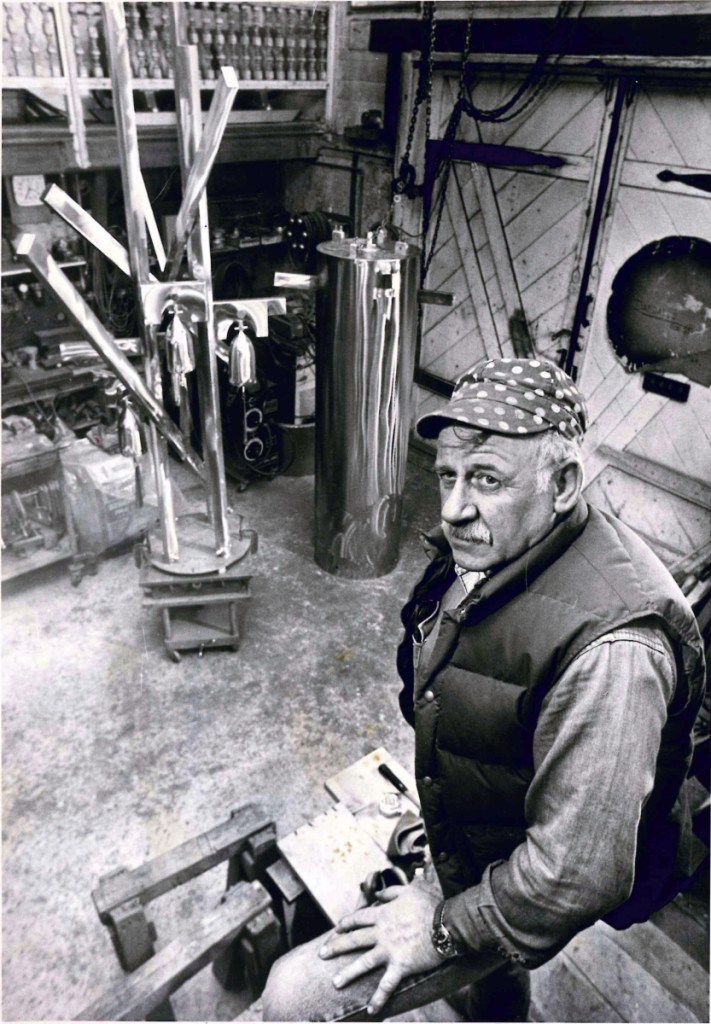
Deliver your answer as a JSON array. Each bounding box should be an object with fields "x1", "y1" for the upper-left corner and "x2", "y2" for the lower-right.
[
  {"x1": 562, "y1": 77, "x2": 635, "y2": 376},
  {"x1": 53, "y1": 0, "x2": 89, "y2": 167},
  {"x1": 597, "y1": 919, "x2": 709, "y2": 1023},
  {"x1": 369, "y1": 16, "x2": 711, "y2": 59},
  {"x1": 466, "y1": 158, "x2": 531, "y2": 357},
  {"x1": 443, "y1": 165, "x2": 501, "y2": 359},
  {"x1": 622, "y1": 159, "x2": 711, "y2": 198},
  {"x1": 76, "y1": 882, "x2": 271, "y2": 1021},
  {"x1": 421, "y1": 54, "x2": 711, "y2": 78},
  {"x1": 596, "y1": 444, "x2": 711, "y2": 510},
  {"x1": 92, "y1": 803, "x2": 271, "y2": 919},
  {"x1": 649, "y1": 895, "x2": 711, "y2": 971}
]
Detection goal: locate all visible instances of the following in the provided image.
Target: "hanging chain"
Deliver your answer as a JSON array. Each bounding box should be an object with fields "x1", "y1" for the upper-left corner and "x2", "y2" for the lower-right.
[
  {"x1": 421, "y1": 11, "x2": 474, "y2": 282},
  {"x1": 390, "y1": 1, "x2": 436, "y2": 203},
  {"x1": 388, "y1": 0, "x2": 573, "y2": 291},
  {"x1": 422, "y1": 4, "x2": 437, "y2": 176}
]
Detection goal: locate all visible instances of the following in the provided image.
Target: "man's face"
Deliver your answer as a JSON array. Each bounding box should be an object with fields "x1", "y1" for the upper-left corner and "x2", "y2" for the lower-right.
[{"x1": 435, "y1": 426, "x2": 558, "y2": 572}]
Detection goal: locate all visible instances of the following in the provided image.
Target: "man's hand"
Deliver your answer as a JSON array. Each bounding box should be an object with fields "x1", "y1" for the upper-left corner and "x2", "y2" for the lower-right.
[{"x1": 318, "y1": 881, "x2": 443, "y2": 1016}]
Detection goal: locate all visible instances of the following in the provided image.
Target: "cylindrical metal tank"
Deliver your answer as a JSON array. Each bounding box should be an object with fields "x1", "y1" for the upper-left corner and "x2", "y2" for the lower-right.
[{"x1": 314, "y1": 234, "x2": 420, "y2": 578}]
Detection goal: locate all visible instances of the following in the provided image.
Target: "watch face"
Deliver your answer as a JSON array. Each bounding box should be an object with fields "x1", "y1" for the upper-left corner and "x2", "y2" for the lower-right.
[
  {"x1": 11, "y1": 174, "x2": 47, "y2": 207},
  {"x1": 432, "y1": 923, "x2": 459, "y2": 958}
]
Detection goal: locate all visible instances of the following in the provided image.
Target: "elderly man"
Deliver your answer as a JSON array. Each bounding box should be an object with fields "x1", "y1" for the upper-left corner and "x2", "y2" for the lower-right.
[{"x1": 263, "y1": 356, "x2": 705, "y2": 1022}]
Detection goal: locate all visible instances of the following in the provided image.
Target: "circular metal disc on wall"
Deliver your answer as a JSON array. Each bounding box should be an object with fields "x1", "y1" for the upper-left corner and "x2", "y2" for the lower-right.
[{"x1": 606, "y1": 236, "x2": 711, "y2": 380}]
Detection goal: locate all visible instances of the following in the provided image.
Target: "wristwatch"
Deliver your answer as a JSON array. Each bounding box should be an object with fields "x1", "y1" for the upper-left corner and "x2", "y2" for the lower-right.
[{"x1": 431, "y1": 900, "x2": 466, "y2": 959}]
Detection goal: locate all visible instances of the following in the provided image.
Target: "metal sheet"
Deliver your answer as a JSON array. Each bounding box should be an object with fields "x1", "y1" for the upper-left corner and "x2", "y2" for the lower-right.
[{"x1": 42, "y1": 183, "x2": 147, "y2": 281}]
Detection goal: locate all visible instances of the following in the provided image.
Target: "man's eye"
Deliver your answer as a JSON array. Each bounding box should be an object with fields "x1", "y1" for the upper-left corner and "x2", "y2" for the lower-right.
[{"x1": 476, "y1": 474, "x2": 500, "y2": 489}]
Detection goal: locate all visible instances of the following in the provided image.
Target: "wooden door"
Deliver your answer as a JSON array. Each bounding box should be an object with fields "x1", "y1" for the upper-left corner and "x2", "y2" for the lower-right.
[
  {"x1": 578, "y1": 78, "x2": 711, "y2": 568},
  {"x1": 395, "y1": 60, "x2": 711, "y2": 569}
]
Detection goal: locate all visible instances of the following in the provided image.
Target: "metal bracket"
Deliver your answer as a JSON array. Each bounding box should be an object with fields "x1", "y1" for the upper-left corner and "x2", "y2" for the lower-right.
[
  {"x1": 140, "y1": 282, "x2": 210, "y2": 326},
  {"x1": 214, "y1": 297, "x2": 286, "y2": 339}
]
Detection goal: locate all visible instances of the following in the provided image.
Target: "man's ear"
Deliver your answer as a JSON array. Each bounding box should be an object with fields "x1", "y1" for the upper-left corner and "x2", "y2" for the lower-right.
[{"x1": 552, "y1": 459, "x2": 584, "y2": 514}]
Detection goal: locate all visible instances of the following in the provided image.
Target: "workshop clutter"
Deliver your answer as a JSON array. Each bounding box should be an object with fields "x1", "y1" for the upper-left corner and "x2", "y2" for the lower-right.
[
  {"x1": 60, "y1": 439, "x2": 159, "y2": 556},
  {"x1": 2, "y1": 419, "x2": 69, "y2": 558}
]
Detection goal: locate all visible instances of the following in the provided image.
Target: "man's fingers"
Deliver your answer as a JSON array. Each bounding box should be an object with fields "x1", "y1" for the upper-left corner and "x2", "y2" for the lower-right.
[
  {"x1": 319, "y1": 926, "x2": 376, "y2": 959},
  {"x1": 331, "y1": 947, "x2": 384, "y2": 990},
  {"x1": 367, "y1": 963, "x2": 404, "y2": 1015},
  {"x1": 336, "y1": 907, "x2": 376, "y2": 932},
  {"x1": 374, "y1": 885, "x2": 404, "y2": 903}
]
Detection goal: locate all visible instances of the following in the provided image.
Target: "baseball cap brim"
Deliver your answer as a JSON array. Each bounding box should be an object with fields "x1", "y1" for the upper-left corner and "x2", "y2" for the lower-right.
[{"x1": 416, "y1": 406, "x2": 551, "y2": 440}]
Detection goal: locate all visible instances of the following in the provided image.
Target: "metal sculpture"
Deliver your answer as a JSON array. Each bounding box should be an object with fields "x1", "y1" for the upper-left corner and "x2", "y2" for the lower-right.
[{"x1": 15, "y1": 0, "x2": 261, "y2": 652}]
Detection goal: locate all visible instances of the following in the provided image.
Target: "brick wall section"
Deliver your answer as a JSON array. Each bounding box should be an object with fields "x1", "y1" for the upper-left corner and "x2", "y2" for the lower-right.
[{"x1": 328, "y1": 5, "x2": 389, "y2": 135}]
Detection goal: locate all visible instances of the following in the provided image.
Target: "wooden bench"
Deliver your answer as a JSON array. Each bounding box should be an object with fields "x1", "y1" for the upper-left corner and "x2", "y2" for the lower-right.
[
  {"x1": 77, "y1": 749, "x2": 482, "y2": 1022},
  {"x1": 78, "y1": 801, "x2": 284, "y2": 1020},
  {"x1": 73, "y1": 750, "x2": 557, "y2": 1021}
]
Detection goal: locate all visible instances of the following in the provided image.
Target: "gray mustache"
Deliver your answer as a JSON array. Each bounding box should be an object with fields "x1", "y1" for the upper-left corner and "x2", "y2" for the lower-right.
[{"x1": 446, "y1": 522, "x2": 493, "y2": 545}]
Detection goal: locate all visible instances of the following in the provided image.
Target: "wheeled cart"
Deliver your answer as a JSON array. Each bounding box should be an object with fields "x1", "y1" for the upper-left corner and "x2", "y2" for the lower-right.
[{"x1": 138, "y1": 531, "x2": 254, "y2": 661}]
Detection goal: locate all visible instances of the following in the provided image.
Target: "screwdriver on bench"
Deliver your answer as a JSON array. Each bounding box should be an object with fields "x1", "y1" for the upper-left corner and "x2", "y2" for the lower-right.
[{"x1": 378, "y1": 762, "x2": 409, "y2": 795}]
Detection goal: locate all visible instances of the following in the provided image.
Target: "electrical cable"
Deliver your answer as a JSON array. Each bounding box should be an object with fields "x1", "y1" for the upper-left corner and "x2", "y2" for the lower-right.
[{"x1": 151, "y1": 167, "x2": 180, "y2": 204}]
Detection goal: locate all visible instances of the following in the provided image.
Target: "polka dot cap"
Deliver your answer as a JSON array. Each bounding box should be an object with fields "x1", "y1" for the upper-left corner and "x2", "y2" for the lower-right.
[{"x1": 416, "y1": 356, "x2": 588, "y2": 440}]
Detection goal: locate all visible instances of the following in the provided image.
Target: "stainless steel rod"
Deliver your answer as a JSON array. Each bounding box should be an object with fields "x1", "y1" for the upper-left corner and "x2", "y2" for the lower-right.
[
  {"x1": 103, "y1": 0, "x2": 178, "y2": 561},
  {"x1": 172, "y1": 27, "x2": 231, "y2": 558},
  {"x1": 15, "y1": 233, "x2": 204, "y2": 482},
  {"x1": 165, "y1": 65, "x2": 239, "y2": 281},
  {"x1": 42, "y1": 183, "x2": 159, "y2": 282},
  {"x1": 137, "y1": 176, "x2": 167, "y2": 272}
]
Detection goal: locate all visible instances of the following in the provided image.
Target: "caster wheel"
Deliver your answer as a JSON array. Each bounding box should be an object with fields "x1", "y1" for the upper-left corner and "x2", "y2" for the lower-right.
[
  {"x1": 168, "y1": 649, "x2": 181, "y2": 663},
  {"x1": 70, "y1": 570, "x2": 83, "y2": 587}
]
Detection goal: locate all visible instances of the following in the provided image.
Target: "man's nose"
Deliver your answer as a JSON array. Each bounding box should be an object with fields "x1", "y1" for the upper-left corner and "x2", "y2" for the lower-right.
[{"x1": 441, "y1": 481, "x2": 477, "y2": 524}]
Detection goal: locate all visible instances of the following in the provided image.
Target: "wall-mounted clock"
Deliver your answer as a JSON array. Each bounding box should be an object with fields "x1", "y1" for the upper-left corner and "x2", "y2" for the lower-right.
[
  {"x1": 4, "y1": 174, "x2": 52, "y2": 225},
  {"x1": 11, "y1": 174, "x2": 47, "y2": 207}
]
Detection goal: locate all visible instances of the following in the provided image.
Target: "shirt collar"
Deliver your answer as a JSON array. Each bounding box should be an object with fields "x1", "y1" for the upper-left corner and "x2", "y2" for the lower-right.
[{"x1": 454, "y1": 564, "x2": 488, "y2": 594}]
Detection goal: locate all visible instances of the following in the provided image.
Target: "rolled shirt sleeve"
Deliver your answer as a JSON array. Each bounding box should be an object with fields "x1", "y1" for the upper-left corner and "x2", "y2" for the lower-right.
[{"x1": 443, "y1": 623, "x2": 677, "y2": 966}]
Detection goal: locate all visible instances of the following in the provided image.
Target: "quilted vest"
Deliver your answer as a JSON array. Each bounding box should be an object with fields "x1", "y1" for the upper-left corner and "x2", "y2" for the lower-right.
[{"x1": 397, "y1": 499, "x2": 705, "y2": 928}]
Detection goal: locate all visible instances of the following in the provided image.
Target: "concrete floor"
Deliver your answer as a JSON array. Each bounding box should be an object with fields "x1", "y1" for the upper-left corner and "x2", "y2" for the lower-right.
[{"x1": 2, "y1": 453, "x2": 442, "y2": 1021}]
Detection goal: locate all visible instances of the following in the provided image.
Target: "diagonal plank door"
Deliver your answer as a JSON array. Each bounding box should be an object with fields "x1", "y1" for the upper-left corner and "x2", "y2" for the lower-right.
[
  {"x1": 415, "y1": 70, "x2": 606, "y2": 388},
  {"x1": 578, "y1": 79, "x2": 711, "y2": 567}
]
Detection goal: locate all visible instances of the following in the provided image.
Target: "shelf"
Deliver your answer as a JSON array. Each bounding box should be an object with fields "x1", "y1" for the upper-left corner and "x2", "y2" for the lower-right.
[
  {"x1": 2, "y1": 1, "x2": 335, "y2": 168},
  {"x1": 1, "y1": 258, "x2": 86, "y2": 279},
  {"x1": 1, "y1": 120, "x2": 326, "y2": 175},
  {"x1": 1, "y1": 535, "x2": 75, "y2": 584},
  {"x1": 2, "y1": 366, "x2": 104, "y2": 415},
  {"x1": 6, "y1": 76, "x2": 330, "y2": 92}
]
